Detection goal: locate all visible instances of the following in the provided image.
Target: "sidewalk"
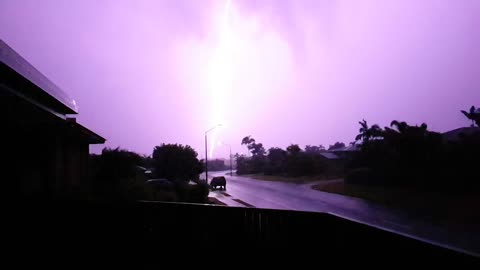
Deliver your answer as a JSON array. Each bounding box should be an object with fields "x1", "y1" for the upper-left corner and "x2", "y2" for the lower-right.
[{"x1": 208, "y1": 190, "x2": 247, "y2": 207}]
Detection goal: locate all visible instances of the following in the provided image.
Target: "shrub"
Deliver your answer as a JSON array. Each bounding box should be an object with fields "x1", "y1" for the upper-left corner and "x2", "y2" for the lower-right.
[
  {"x1": 173, "y1": 181, "x2": 191, "y2": 202},
  {"x1": 188, "y1": 182, "x2": 210, "y2": 204}
]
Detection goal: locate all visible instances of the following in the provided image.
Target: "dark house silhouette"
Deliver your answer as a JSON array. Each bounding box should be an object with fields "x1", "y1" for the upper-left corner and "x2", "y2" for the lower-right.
[
  {"x1": 442, "y1": 126, "x2": 480, "y2": 142},
  {"x1": 0, "y1": 40, "x2": 105, "y2": 199}
]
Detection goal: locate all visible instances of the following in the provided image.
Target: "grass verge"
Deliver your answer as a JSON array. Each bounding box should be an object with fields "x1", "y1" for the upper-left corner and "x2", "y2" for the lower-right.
[{"x1": 312, "y1": 180, "x2": 480, "y2": 229}]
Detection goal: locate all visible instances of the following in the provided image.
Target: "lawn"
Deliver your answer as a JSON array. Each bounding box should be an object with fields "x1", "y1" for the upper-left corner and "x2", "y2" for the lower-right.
[{"x1": 312, "y1": 180, "x2": 480, "y2": 229}]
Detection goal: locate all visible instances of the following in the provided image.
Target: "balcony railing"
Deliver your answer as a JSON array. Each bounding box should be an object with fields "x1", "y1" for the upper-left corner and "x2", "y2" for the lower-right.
[{"x1": 8, "y1": 200, "x2": 476, "y2": 261}]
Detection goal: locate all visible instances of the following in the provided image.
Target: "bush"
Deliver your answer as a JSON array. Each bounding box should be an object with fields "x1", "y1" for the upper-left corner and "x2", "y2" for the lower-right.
[
  {"x1": 188, "y1": 182, "x2": 210, "y2": 204},
  {"x1": 152, "y1": 144, "x2": 203, "y2": 181},
  {"x1": 89, "y1": 147, "x2": 145, "y2": 201},
  {"x1": 236, "y1": 155, "x2": 262, "y2": 175},
  {"x1": 173, "y1": 181, "x2": 191, "y2": 202},
  {"x1": 89, "y1": 146, "x2": 210, "y2": 203},
  {"x1": 236, "y1": 155, "x2": 250, "y2": 175},
  {"x1": 169, "y1": 181, "x2": 210, "y2": 204}
]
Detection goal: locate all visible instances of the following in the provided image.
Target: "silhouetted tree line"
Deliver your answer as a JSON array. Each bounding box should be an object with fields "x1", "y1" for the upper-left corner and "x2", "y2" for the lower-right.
[
  {"x1": 236, "y1": 106, "x2": 480, "y2": 191},
  {"x1": 236, "y1": 136, "x2": 338, "y2": 177},
  {"x1": 349, "y1": 113, "x2": 480, "y2": 192},
  {"x1": 89, "y1": 144, "x2": 208, "y2": 203}
]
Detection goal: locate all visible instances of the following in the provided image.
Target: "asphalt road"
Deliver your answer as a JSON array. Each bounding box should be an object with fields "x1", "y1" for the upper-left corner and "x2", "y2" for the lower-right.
[{"x1": 208, "y1": 171, "x2": 480, "y2": 256}]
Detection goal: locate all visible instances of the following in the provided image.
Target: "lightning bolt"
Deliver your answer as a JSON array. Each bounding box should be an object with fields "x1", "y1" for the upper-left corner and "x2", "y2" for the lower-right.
[{"x1": 209, "y1": 0, "x2": 233, "y2": 158}]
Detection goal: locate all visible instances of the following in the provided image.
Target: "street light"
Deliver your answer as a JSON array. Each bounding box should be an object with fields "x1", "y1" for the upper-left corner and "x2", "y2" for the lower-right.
[{"x1": 205, "y1": 124, "x2": 222, "y2": 184}]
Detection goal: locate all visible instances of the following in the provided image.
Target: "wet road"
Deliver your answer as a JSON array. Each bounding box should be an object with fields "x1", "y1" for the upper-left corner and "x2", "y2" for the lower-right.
[{"x1": 208, "y1": 171, "x2": 479, "y2": 256}]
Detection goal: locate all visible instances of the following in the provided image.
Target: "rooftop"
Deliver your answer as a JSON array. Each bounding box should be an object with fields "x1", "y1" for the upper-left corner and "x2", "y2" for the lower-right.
[
  {"x1": 442, "y1": 127, "x2": 480, "y2": 142},
  {"x1": 0, "y1": 39, "x2": 78, "y2": 114}
]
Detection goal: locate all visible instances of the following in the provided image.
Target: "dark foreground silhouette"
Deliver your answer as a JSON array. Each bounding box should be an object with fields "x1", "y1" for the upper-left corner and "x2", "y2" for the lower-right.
[{"x1": 7, "y1": 200, "x2": 478, "y2": 262}]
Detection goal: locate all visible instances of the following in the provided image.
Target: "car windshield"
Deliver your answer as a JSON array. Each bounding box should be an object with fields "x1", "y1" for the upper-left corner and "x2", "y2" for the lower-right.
[{"x1": 2, "y1": 0, "x2": 479, "y2": 258}]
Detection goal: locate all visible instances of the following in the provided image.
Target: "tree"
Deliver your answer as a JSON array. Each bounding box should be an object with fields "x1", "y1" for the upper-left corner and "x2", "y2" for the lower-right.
[
  {"x1": 241, "y1": 135, "x2": 266, "y2": 156},
  {"x1": 355, "y1": 119, "x2": 382, "y2": 143},
  {"x1": 386, "y1": 121, "x2": 431, "y2": 140},
  {"x1": 241, "y1": 136, "x2": 255, "y2": 146},
  {"x1": 265, "y1": 147, "x2": 287, "y2": 175},
  {"x1": 235, "y1": 154, "x2": 250, "y2": 175},
  {"x1": 389, "y1": 120, "x2": 409, "y2": 133},
  {"x1": 152, "y1": 144, "x2": 203, "y2": 182},
  {"x1": 89, "y1": 147, "x2": 147, "y2": 201},
  {"x1": 93, "y1": 147, "x2": 141, "y2": 185},
  {"x1": 350, "y1": 120, "x2": 444, "y2": 187},
  {"x1": 139, "y1": 155, "x2": 153, "y2": 168},
  {"x1": 286, "y1": 144, "x2": 301, "y2": 154},
  {"x1": 284, "y1": 145, "x2": 315, "y2": 176},
  {"x1": 328, "y1": 142, "x2": 345, "y2": 151},
  {"x1": 305, "y1": 145, "x2": 326, "y2": 154},
  {"x1": 461, "y1": 106, "x2": 480, "y2": 127},
  {"x1": 240, "y1": 136, "x2": 266, "y2": 173}
]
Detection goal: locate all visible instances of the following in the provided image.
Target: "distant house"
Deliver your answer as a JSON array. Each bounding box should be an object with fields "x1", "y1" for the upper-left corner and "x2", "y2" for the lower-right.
[
  {"x1": 319, "y1": 152, "x2": 340, "y2": 160},
  {"x1": 315, "y1": 152, "x2": 344, "y2": 177},
  {"x1": 329, "y1": 145, "x2": 360, "y2": 159},
  {"x1": 1, "y1": 40, "x2": 105, "y2": 199},
  {"x1": 442, "y1": 127, "x2": 480, "y2": 143}
]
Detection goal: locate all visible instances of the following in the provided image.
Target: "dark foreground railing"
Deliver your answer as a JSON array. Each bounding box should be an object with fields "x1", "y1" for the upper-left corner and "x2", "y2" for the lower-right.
[{"x1": 6, "y1": 201, "x2": 477, "y2": 262}]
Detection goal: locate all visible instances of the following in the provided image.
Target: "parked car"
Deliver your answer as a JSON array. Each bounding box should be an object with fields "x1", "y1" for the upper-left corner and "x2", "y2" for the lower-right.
[{"x1": 210, "y1": 176, "x2": 226, "y2": 190}]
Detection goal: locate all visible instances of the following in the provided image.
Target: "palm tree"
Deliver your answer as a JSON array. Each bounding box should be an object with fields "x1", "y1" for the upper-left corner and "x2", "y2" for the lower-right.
[
  {"x1": 371, "y1": 125, "x2": 383, "y2": 138},
  {"x1": 461, "y1": 106, "x2": 478, "y2": 127},
  {"x1": 355, "y1": 119, "x2": 367, "y2": 142},
  {"x1": 355, "y1": 119, "x2": 382, "y2": 143}
]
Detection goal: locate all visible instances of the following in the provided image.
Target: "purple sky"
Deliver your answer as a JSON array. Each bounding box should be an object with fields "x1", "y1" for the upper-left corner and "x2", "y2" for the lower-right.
[{"x1": 1, "y1": 0, "x2": 479, "y2": 158}]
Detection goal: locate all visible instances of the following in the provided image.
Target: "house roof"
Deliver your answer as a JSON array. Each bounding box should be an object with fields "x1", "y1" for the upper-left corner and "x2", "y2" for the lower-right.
[
  {"x1": 330, "y1": 145, "x2": 360, "y2": 152},
  {"x1": 442, "y1": 127, "x2": 480, "y2": 142},
  {"x1": 1, "y1": 40, "x2": 105, "y2": 145},
  {"x1": 320, "y1": 152, "x2": 340, "y2": 160},
  {"x1": 0, "y1": 39, "x2": 78, "y2": 114},
  {"x1": 68, "y1": 121, "x2": 106, "y2": 144}
]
